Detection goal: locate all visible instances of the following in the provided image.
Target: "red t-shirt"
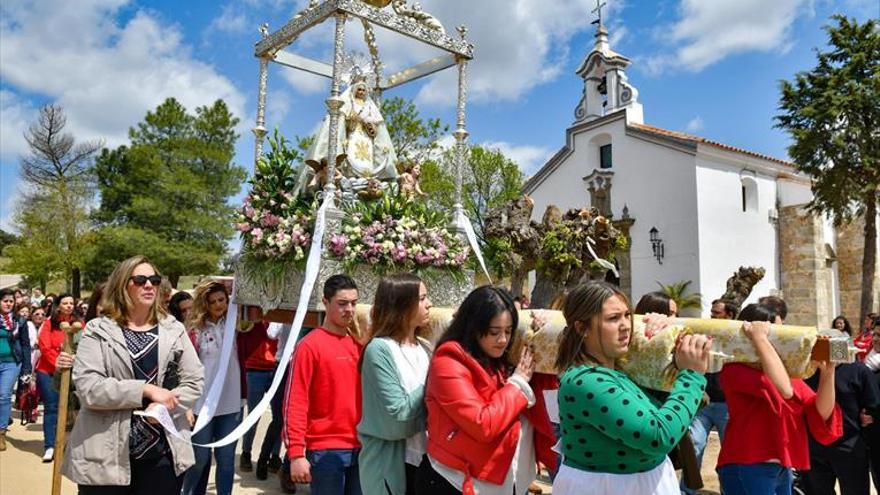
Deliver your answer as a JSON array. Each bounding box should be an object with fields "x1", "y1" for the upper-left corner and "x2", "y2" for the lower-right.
[
  {"x1": 36, "y1": 320, "x2": 67, "y2": 375},
  {"x1": 853, "y1": 332, "x2": 872, "y2": 362},
  {"x1": 283, "y1": 327, "x2": 362, "y2": 458},
  {"x1": 717, "y1": 363, "x2": 843, "y2": 470}
]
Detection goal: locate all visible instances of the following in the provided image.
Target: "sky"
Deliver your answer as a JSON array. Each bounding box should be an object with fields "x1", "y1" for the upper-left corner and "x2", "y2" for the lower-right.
[{"x1": 1, "y1": 0, "x2": 877, "y2": 235}]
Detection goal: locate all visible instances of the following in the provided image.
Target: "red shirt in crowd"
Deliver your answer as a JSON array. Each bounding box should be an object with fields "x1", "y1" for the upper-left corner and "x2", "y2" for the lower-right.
[
  {"x1": 853, "y1": 331, "x2": 872, "y2": 361},
  {"x1": 237, "y1": 321, "x2": 278, "y2": 371},
  {"x1": 717, "y1": 363, "x2": 843, "y2": 470},
  {"x1": 283, "y1": 327, "x2": 362, "y2": 459},
  {"x1": 36, "y1": 319, "x2": 70, "y2": 375}
]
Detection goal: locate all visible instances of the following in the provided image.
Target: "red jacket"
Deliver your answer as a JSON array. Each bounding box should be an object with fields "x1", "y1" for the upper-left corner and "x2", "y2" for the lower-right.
[
  {"x1": 718, "y1": 363, "x2": 843, "y2": 470},
  {"x1": 36, "y1": 317, "x2": 80, "y2": 375},
  {"x1": 425, "y1": 342, "x2": 556, "y2": 494}
]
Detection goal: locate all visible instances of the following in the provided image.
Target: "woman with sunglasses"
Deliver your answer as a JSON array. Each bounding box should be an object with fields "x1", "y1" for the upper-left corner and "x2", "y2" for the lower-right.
[
  {"x1": 61, "y1": 255, "x2": 204, "y2": 493},
  {"x1": 416, "y1": 285, "x2": 556, "y2": 495},
  {"x1": 182, "y1": 281, "x2": 243, "y2": 495},
  {"x1": 35, "y1": 292, "x2": 80, "y2": 462}
]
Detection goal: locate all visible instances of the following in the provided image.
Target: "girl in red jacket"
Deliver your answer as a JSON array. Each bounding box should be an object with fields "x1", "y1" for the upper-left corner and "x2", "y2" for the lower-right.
[
  {"x1": 416, "y1": 285, "x2": 554, "y2": 495},
  {"x1": 717, "y1": 303, "x2": 842, "y2": 495}
]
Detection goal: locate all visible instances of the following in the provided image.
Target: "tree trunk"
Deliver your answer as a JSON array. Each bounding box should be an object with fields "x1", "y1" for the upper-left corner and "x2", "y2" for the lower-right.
[
  {"x1": 71, "y1": 268, "x2": 81, "y2": 299},
  {"x1": 860, "y1": 195, "x2": 878, "y2": 325},
  {"x1": 510, "y1": 271, "x2": 526, "y2": 299},
  {"x1": 169, "y1": 274, "x2": 181, "y2": 289}
]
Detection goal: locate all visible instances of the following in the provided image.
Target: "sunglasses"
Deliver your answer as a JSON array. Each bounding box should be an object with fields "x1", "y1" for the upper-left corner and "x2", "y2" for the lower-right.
[{"x1": 130, "y1": 275, "x2": 162, "y2": 286}]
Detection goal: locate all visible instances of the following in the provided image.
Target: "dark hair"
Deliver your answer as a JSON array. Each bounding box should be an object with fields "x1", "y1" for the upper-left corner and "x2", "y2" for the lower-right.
[
  {"x1": 0, "y1": 288, "x2": 14, "y2": 301},
  {"x1": 437, "y1": 285, "x2": 518, "y2": 373},
  {"x1": 85, "y1": 283, "x2": 105, "y2": 322},
  {"x1": 711, "y1": 298, "x2": 739, "y2": 318},
  {"x1": 738, "y1": 303, "x2": 779, "y2": 323},
  {"x1": 758, "y1": 296, "x2": 787, "y2": 321},
  {"x1": 634, "y1": 291, "x2": 673, "y2": 316},
  {"x1": 555, "y1": 281, "x2": 631, "y2": 372},
  {"x1": 323, "y1": 274, "x2": 358, "y2": 300},
  {"x1": 831, "y1": 315, "x2": 852, "y2": 336},
  {"x1": 169, "y1": 291, "x2": 194, "y2": 324},
  {"x1": 50, "y1": 293, "x2": 79, "y2": 328},
  {"x1": 370, "y1": 273, "x2": 423, "y2": 341}
]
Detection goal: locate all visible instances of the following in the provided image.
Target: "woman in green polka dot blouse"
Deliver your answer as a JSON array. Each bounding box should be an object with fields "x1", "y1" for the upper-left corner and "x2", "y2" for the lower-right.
[{"x1": 552, "y1": 281, "x2": 712, "y2": 495}]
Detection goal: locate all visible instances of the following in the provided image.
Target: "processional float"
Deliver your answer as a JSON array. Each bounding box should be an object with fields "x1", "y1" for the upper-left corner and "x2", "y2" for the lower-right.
[{"x1": 233, "y1": 0, "x2": 855, "y2": 399}]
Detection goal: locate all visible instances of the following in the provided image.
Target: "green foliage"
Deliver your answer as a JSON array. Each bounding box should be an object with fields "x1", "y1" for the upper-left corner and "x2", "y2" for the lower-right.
[
  {"x1": 657, "y1": 280, "x2": 703, "y2": 311},
  {"x1": 537, "y1": 225, "x2": 582, "y2": 282},
  {"x1": 775, "y1": 15, "x2": 880, "y2": 224},
  {"x1": 90, "y1": 97, "x2": 246, "y2": 286},
  {"x1": 5, "y1": 105, "x2": 100, "y2": 296},
  {"x1": 381, "y1": 97, "x2": 448, "y2": 165},
  {"x1": 0, "y1": 230, "x2": 19, "y2": 254}
]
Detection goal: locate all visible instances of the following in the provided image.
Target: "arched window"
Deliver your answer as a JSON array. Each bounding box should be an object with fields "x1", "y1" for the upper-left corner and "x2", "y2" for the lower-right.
[
  {"x1": 741, "y1": 176, "x2": 758, "y2": 213},
  {"x1": 590, "y1": 133, "x2": 613, "y2": 170}
]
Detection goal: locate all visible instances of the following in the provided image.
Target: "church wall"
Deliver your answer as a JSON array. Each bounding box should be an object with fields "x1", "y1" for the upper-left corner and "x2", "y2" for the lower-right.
[
  {"x1": 836, "y1": 213, "x2": 880, "y2": 324},
  {"x1": 778, "y1": 204, "x2": 835, "y2": 328},
  {"x1": 527, "y1": 120, "x2": 702, "y2": 306},
  {"x1": 694, "y1": 157, "x2": 780, "y2": 315}
]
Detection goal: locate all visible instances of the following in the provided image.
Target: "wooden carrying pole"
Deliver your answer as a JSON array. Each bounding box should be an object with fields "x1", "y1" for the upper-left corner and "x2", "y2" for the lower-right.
[{"x1": 51, "y1": 322, "x2": 76, "y2": 495}]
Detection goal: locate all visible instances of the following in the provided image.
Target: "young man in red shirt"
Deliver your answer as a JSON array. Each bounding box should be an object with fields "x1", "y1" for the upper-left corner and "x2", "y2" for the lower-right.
[{"x1": 283, "y1": 274, "x2": 363, "y2": 495}]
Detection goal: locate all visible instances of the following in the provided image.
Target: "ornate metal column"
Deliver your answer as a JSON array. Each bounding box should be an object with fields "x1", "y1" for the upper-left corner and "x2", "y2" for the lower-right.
[
  {"x1": 324, "y1": 12, "x2": 347, "y2": 198},
  {"x1": 253, "y1": 56, "x2": 270, "y2": 164},
  {"x1": 452, "y1": 25, "x2": 470, "y2": 214}
]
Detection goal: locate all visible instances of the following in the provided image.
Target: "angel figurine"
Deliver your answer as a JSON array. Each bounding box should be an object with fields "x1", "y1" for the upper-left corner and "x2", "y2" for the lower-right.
[{"x1": 398, "y1": 161, "x2": 426, "y2": 198}]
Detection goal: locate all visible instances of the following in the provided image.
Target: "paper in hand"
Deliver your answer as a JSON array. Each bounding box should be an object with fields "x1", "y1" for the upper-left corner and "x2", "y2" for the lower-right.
[{"x1": 134, "y1": 404, "x2": 185, "y2": 440}]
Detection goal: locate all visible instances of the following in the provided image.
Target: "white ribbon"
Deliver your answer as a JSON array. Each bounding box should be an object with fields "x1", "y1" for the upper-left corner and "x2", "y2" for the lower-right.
[
  {"x1": 455, "y1": 209, "x2": 492, "y2": 283},
  {"x1": 191, "y1": 285, "x2": 239, "y2": 434},
  {"x1": 194, "y1": 194, "x2": 332, "y2": 448},
  {"x1": 585, "y1": 236, "x2": 619, "y2": 278}
]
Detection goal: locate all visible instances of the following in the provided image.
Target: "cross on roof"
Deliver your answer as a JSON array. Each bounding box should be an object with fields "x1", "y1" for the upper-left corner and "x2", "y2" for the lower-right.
[{"x1": 591, "y1": 0, "x2": 606, "y2": 30}]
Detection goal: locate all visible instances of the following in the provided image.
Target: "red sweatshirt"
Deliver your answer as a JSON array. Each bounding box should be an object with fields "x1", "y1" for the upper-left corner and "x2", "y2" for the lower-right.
[
  {"x1": 717, "y1": 363, "x2": 843, "y2": 470},
  {"x1": 237, "y1": 321, "x2": 278, "y2": 371},
  {"x1": 283, "y1": 327, "x2": 362, "y2": 458}
]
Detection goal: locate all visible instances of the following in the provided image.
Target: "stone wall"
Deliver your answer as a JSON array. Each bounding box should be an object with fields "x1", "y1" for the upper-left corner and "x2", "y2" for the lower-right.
[
  {"x1": 836, "y1": 215, "x2": 880, "y2": 323},
  {"x1": 778, "y1": 205, "x2": 834, "y2": 327}
]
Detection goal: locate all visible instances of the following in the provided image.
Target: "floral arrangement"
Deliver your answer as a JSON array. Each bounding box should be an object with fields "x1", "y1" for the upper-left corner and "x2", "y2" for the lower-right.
[
  {"x1": 328, "y1": 195, "x2": 469, "y2": 274},
  {"x1": 236, "y1": 130, "x2": 315, "y2": 265}
]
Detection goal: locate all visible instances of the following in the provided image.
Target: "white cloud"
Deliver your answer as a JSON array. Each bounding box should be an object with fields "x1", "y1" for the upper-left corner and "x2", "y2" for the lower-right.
[
  {"x1": 208, "y1": 3, "x2": 250, "y2": 34},
  {"x1": 642, "y1": 0, "x2": 812, "y2": 74},
  {"x1": 266, "y1": 88, "x2": 293, "y2": 125},
  {"x1": 482, "y1": 141, "x2": 555, "y2": 176},
  {"x1": 685, "y1": 115, "x2": 704, "y2": 133},
  {"x1": 265, "y1": 0, "x2": 618, "y2": 107},
  {"x1": 0, "y1": 90, "x2": 35, "y2": 162},
  {"x1": 0, "y1": 0, "x2": 247, "y2": 151}
]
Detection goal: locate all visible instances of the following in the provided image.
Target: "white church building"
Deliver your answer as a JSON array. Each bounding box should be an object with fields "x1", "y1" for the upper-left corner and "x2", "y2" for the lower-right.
[{"x1": 523, "y1": 23, "x2": 876, "y2": 326}]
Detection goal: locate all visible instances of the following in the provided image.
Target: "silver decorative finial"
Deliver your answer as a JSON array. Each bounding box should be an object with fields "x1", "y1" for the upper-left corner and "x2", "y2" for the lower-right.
[
  {"x1": 259, "y1": 23, "x2": 269, "y2": 37},
  {"x1": 591, "y1": 0, "x2": 607, "y2": 31},
  {"x1": 457, "y1": 25, "x2": 468, "y2": 39}
]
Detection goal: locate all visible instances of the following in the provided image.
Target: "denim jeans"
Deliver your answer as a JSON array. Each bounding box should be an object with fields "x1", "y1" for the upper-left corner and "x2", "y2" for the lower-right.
[
  {"x1": 682, "y1": 402, "x2": 728, "y2": 494},
  {"x1": 0, "y1": 362, "x2": 21, "y2": 430},
  {"x1": 183, "y1": 412, "x2": 240, "y2": 495},
  {"x1": 718, "y1": 463, "x2": 793, "y2": 495},
  {"x1": 241, "y1": 369, "x2": 281, "y2": 462},
  {"x1": 36, "y1": 371, "x2": 59, "y2": 449},
  {"x1": 306, "y1": 448, "x2": 362, "y2": 495}
]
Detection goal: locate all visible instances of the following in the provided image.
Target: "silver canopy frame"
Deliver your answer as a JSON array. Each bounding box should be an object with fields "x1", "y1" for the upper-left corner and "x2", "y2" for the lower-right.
[{"x1": 252, "y1": 0, "x2": 473, "y2": 211}]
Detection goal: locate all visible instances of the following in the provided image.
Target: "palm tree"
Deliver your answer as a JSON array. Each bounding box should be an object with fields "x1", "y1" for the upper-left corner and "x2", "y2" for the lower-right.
[{"x1": 657, "y1": 280, "x2": 702, "y2": 315}]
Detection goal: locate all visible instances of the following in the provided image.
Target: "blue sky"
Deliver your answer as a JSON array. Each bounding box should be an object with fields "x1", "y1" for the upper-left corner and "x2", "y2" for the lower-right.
[{"x1": 1, "y1": 0, "x2": 877, "y2": 234}]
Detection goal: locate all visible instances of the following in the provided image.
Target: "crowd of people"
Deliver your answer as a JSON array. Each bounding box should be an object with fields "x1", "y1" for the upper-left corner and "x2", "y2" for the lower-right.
[{"x1": 0, "y1": 255, "x2": 878, "y2": 495}]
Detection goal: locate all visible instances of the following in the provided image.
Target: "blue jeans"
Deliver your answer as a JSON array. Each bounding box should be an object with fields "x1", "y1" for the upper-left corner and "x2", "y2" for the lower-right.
[
  {"x1": 183, "y1": 412, "x2": 240, "y2": 495},
  {"x1": 718, "y1": 463, "x2": 793, "y2": 495},
  {"x1": 0, "y1": 362, "x2": 21, "y2": 430},
  {"x1": 241, "y1": 369, "x2": 281, "y2": 461},
  {"x1": 306, "y1": 448, "x2": 362, "y2": 495},
  {"x1": 682, "y1": 402, "x2": 728, "y2": 494},
  {"x1": 36, "y1": 371, "x2": 59, "y2": 449}
]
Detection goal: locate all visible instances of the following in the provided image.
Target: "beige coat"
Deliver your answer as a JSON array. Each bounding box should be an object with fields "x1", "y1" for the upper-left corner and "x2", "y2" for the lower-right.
[{"x1": 62, "y1": 315, "x2": 204, "y2": 486}]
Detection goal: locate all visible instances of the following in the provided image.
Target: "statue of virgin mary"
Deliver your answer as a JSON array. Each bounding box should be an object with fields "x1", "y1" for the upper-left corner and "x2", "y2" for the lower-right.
[{"x1": 303, "y1": 73, "x2": 398, "y2": 183}]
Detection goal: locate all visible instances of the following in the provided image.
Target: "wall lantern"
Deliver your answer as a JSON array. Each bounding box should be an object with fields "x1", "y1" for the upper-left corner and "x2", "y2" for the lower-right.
[{"x1": 649, "y1": 227, "x2": 664, "y2": 265}]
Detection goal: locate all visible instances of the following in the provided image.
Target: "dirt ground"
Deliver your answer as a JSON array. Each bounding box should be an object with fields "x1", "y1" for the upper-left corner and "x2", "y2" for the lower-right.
[{"x1": 0, "y1": 408, "x2": 860, "y2": 495}]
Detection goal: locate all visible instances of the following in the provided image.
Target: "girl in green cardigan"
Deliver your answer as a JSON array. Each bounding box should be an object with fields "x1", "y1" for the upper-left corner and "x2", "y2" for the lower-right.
[
  {"x1": 358, "y1": 273, "x2": 433, "y2": 495},
  {"x1": 552, "y1": 281, "x2": 712, "y2": 495}
]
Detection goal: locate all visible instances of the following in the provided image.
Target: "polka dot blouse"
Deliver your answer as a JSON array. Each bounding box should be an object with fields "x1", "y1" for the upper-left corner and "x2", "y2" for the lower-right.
[{"x1": 558, "y1": 364, "x2": 706, "y2": 474}]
